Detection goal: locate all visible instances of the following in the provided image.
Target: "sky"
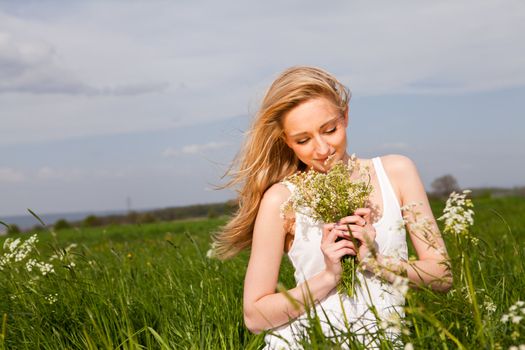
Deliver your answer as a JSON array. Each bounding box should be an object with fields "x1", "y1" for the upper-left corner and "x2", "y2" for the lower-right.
[{"x1": 0, "y1": 0, "x2": 524, "y2": 217}]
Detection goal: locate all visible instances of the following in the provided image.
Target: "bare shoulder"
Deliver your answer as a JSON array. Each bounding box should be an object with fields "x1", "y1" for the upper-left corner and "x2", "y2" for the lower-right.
[
  {"x1": 259, "y1": 182, "x2": 292, "y2": 211},
  {"x1": 380, "y1": 154, "x2": 418, "y2": 176},
  {"x1": 380, "y1": 154, "x2": 423, "y2": 205},
  {"x1": 252, "y1": 182, "x2": 291, "y2": 250}
]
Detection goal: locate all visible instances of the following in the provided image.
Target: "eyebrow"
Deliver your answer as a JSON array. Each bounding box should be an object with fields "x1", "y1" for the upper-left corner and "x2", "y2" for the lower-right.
[{"x1": 288, "y1": 117, "x2": 340, "y2": 138}]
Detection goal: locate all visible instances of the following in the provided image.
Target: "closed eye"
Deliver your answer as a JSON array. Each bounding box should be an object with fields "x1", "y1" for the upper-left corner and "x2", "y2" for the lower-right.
[
  {"x1": 325, "y1": 127, "x2": 337, "y2": 134},
  {"x1": 296, "y1": 138, "x2": 309, "y2": 145}
]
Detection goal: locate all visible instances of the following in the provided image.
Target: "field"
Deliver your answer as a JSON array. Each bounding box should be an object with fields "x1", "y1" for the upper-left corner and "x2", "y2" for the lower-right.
[{"x1": 1, "y1": 196, "x2": 524, "y2": 349}]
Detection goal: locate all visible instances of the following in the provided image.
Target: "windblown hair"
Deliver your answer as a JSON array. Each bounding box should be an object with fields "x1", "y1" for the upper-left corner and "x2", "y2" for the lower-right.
[{"x1": 213, "y1": 66, "x2": 351, "y2": 260}]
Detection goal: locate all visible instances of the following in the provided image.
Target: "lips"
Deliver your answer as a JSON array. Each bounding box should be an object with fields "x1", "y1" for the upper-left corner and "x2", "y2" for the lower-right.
[{"x1": 315, "y1": 152, "x2": 337, "y2": 163}]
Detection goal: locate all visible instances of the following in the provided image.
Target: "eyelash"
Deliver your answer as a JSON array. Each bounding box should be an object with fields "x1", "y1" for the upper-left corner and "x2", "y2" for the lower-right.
[{"x1": 296, "y1": 127, "x2": 337, "y2": 145}]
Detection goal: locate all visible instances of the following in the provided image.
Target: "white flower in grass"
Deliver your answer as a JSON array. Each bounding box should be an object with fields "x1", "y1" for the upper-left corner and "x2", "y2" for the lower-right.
[
  {"x1": 44, "y1": 293, "x2": 58, "y2": 305},
  {"x1": 404, "y1": 343, "x2": 414, "y2": 350},
  {"x1": 483, "y1": 296, "x2": 497, "y2": 314},
  {"x1": 438, "y1": 190, "x2": 475, "y2": 241},
  {"x1": 26, "y1": 258, "x2": 37, "y2": 272},
  {"x1": 502, "y1": 301, "x2": 525, "y2": 324},
  {"x1": 392, "y1": 275, "x2": 409, "y2": 297},
  {"x1": 0, "y1": 257, "x2": 8, "y2": 270},
  {"x1": 509, "y1": 346, "x2": 525, "y2": 350},
  {"x1": 7, "y1": 238, "x2": 21, "y2": 252},
  {"x1": 206, "y1": 242, "x2": 217, "y2": 259},
  {"x1": 37, "y1": 262, "x2": 54, "y2": 275},
  {"x1": 65, "y1": 243, "x2": 77, "y2": 252}
]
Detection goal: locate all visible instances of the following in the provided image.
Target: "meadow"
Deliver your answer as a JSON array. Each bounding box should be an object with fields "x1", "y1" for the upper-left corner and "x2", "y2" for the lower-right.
[{"x1": 1, "y1": 196, "x2": 524, "y2": 349}]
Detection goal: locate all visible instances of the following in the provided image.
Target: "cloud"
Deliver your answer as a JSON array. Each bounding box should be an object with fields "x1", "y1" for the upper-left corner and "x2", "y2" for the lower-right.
[
  {"x1": 0, "y1": 29, "x2": 168, "y2": 96},
  {"x1": 0, "y1": 1, "x2": 524, "y2": 146},
  {"x1": 163, "y1": 141, "x2": 230, "y2": 157},
  {"x1": 35, "y1": 166, "x2": 126, "y2": 181},
  {"x1": 0, "y1": 167, "x2": 26, "y2": 183}
]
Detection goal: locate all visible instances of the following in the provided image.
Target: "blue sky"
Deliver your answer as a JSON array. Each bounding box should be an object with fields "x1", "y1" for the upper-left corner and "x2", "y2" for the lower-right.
[{"x1": 1, "y1": 1, "x2": 524, "y2": 216}]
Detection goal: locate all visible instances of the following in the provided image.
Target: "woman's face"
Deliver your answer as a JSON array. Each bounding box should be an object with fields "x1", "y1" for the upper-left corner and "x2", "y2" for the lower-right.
[{"x1": 283, "y1": 96, "x2": 349, "y2": 173}]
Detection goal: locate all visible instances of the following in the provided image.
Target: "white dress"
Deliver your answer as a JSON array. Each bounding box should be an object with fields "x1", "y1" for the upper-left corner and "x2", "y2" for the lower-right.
[{"x1": 264, "y1": 157, "x2": 409, "y2": 349}]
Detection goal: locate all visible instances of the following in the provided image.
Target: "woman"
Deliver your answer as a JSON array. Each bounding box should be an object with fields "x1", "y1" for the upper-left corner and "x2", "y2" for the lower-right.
[{"x1": 214, "y1": 66, "x2": 451, "y2": 348}]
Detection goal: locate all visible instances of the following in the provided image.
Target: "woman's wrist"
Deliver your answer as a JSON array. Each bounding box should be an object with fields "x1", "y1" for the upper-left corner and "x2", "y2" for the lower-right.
[{"x1": 321, "y1": 269, "x2": 341, "y2": 289}]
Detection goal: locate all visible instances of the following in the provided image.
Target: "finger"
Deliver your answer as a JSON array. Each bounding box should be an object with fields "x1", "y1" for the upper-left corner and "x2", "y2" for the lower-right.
[
  {"x1": 326, "y1": 245, "x2": 356, "y2": 261},
  {"x1": 321, "y1": 223, "x2": 337, "y2": 242},
  {"x1": 337, "y1": 215, "x2": 367, "y2": 227},
  {"x1": 334, "y1": 224, "x2": 364, "y2": 233},
  {"x1": 335, "y1": 247, "x2": 357, "y2": 258},
  {"x1": 354, "y1": 208, "x2": 372, "y2": 224},
  {"x1": 332, "y1": 239, "x2": 356, "y2": 251}
]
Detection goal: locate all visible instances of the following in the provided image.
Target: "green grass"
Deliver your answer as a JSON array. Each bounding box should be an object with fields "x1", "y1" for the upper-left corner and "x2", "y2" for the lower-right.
[{"x1": 1, "y1": 197, "x2": 524, "y2": 349}]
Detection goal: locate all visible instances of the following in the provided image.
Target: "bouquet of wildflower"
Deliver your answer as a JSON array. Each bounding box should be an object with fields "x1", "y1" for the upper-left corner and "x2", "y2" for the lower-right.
[{"x1": 281, "y1": 155, "x2": 372, "y2": 296}]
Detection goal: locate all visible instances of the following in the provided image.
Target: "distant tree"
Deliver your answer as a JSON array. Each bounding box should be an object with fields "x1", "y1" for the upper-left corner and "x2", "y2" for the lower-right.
[
  {"x1": 83, "y1": 215, "x2": 102, "y2": 227},
  {"x1": 7, "y1": 224, "x2": 21, "y2": 235},
  {"x1": 431, "y1": 174, "x2": 460, "y2": 198},
  {"x1": 127, "y1": 211, "x2": 140, "y2": 224},
  {"x1": 207, "y1": 208, "x2": 218, "y2": 219},
  {"x1": 54, "y1": 219, "x2": 72, "y2": 231},
  {"x1": 138, "y1": 213, "x2": 156, "y2": 224},
  {"x1": 31, "y1": 225, "x2": 45, "y2": 232}
]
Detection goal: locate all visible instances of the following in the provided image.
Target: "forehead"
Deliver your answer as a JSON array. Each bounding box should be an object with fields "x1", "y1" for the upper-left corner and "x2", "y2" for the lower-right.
[{"x1": 283, "y1": 97, "x2": 340, "y2": 135}]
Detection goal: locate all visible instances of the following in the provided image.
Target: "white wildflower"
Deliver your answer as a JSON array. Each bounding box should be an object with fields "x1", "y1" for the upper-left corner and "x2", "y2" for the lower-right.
[
  {"x1": 26, "y1": 234, "x2": 38, "y2": 245},
  {"x1": 404, "y1": 343, "x2": 414, "y2": 350},
  {"x1": 36, "y1": 261, "x2": 54, "y2": 275},
  {"x1": 392, "y1": 275, "x2": 410, "y2": 297},
  {"x1": 7, "y1": 238, "x2": 21, "y2": 252},
  {"x1": 438, "y1": 190, "x2": 475, "y2": 241},
  {"x1": 502, "y1": 301, "x2": 525, "y2": 324},
  {"x1": 26, "y1": 258, "x2": 37, "y2": 272},
  {"x1": 44, "y1": 293, "x2": 58, "y2": 305},
  {"x1": 483, "y1": 297, "x2": 497, "y2": 314},
  {"x1": 65, "y1": 243, "x2": 77, "y2": 251}
]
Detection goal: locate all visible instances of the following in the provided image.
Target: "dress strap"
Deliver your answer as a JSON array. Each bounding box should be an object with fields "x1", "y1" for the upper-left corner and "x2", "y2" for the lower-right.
[{"x1": 372, "y1": 157, "x2": 401, "y2": 213}]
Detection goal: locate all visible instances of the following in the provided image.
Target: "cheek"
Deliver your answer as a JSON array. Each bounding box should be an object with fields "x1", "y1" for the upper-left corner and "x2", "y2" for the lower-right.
[{"x1": 334, "y1": 131, "x2": 348, "y2": 147}]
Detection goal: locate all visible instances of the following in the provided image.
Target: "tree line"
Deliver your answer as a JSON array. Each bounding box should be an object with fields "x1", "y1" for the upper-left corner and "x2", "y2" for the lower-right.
[{"x1": 3, "y1": 175, "x2": 525, "y2": 235}]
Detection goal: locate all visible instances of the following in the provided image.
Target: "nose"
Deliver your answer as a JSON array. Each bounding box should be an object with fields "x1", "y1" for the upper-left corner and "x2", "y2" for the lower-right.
[{"x1": 314, "y1": 135, "x2": 331, "y2": 157}]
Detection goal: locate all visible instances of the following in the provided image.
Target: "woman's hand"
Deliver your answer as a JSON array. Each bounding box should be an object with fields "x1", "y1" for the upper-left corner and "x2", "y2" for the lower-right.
[
  {"x1": 321, "y1": 222, "x2": 358, "y2": 285},
  {"x1": 333, "y1": 208, "x2": 377, "y2": 263}
]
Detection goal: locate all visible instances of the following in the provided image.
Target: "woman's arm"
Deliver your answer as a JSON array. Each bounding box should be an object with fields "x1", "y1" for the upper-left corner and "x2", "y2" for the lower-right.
[
  {"x1": 243, "y1": 183, "x2": 354, "y2": 333},
  {"x1": 378, "y1": 154, "x2": 452, "y2": 291}
]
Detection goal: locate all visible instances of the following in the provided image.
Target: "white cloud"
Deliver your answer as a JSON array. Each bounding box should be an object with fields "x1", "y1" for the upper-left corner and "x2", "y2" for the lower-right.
[
  {"x1": 36, "y1": 166, "x2": 83, "y2": 181},
  {"x1": 0, "y1": 167, "x2": 25, "y2": 183},
  {"x1": 0, "y1": 25, "x2": 168, "y2": 96},
  {"x1": 0, "y1": 1, "x2": 524, "y2": 146},
  {"x1": 35, "y1": 166, "x2": 125, "y2": 181},
  {"x1": 163, "y1": 141, "x2": 230, "y2": 157}
]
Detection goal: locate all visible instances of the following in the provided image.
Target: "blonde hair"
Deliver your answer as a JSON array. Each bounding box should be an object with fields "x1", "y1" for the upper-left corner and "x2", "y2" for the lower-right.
[{"x1": 214, "y1": 66, "x2": 351, "y2": 260}]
